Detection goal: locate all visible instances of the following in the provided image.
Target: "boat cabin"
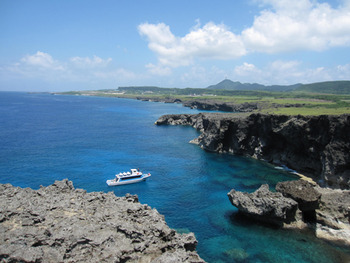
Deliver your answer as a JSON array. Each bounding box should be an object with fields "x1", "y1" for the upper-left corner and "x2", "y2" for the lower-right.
[{"x1": 116, "y1": 169, "x2": 142, "y2": 180}]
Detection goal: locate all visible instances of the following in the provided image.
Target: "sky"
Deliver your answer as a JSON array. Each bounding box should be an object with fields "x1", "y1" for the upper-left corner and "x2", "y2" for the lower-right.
[{"x1": 1, "y1": 0, "x2": 350, "y2": 91}]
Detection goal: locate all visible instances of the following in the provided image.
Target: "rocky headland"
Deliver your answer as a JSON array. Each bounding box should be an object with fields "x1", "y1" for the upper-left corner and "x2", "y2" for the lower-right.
[
  {"x1": 0, "y1": 180, "x2": 204, "y2": 263},
  {"x1": 155, "y1": 113, "x2": 350, "y2": 189},
  {"x1": 155, "y1": 112, "x2": 350, "y2": 246},
  {"x1": 228, "y1": 180, "x2": 350, "y2": 246}
]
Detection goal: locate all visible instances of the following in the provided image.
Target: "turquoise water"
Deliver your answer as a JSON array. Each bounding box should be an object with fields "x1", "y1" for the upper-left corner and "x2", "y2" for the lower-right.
[{"x1": 0, "y1": 92, "x2": 349, "y2": 262}]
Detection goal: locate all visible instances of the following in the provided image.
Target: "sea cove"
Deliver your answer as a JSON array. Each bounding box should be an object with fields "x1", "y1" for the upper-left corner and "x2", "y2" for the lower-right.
[{"x1": 1, "y1": 92, "x2": 349, "y2": 262}]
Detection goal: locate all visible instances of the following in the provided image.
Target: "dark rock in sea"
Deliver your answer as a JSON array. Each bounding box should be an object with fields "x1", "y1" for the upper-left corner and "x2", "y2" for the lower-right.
[
  {"x1": 227, "y1": 180, "x2": 350, "y2": 246},
  {"x1": 227, "y1": 184, "x2": 298, "y2": 226},
  {"x1": 0, "y1": 180, "x2": 205, "y2": 263},
  {"x1": 155, "y1": 113, "x2": 350, "y2": 189},
  {"x1": 276, "y1": 180, "x2": 321, "y2": 211}
]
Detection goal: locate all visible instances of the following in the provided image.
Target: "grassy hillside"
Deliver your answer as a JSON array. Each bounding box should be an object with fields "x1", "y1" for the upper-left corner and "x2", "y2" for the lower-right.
[
  {"x1": 206, "y1": 79, "x2": 301, "y2": 92},
  {"x1": 295, "y1": 81, "x2": 350, "y2": 94},
  {"x1": 206, "y1": 79, "x2": 350, "y2": 95},
  {"x1": 56, "y1": 80, "x2": 350, "y2": 116}
]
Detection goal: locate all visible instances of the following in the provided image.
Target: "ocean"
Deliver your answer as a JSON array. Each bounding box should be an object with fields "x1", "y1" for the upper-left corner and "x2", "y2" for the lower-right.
[{"x1": 0, "y1": 92, "x2": 349, "y2": 262}]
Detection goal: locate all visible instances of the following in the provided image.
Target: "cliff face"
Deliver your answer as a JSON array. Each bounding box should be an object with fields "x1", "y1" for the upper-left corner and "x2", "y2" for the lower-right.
[
  {"x1": 182, "y1": 100, "x2": 258, "y2": 112},
  {"x1": 155, "y1": 113, "x2": 350, "y2": 189},
  {"x1": 0, "y1": 180, "x2": 204, "y2": 263}
]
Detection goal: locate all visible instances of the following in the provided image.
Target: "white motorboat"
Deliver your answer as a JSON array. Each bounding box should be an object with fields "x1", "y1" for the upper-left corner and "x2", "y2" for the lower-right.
[{"x1": 106, "y1": 169, "x2": 151, "y2": 186}]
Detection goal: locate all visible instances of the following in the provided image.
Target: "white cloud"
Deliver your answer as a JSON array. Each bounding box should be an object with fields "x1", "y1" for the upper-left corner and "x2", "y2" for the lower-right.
[
  {"x1": 231, "y1": 60, "x2": 341, "y2": 85},
  {"x1": 234, "y1": 62, "x2": 261, "y2": 76},
  {"x1": 145, "y1": 63, "x2": 172, "y2": 76},
  {"x1": 138, "y1": 23, "x2": 176, "y2": 46},
  {"x1": 138, "y1": 22, "x2": 246, "y2": 68},
  {"x1": 269, "y1": 60, "x2": 301, "y2": 72},
  {"x1": 94, "y1": 68, "x2": 137, "y2": 80},
  {"x1": 21, "y1": 51, "x2": 64, "y2": 70},
  {"x1": 180, "y1": 65, "x2": 226, "y2": 88},
  {"x1": 242, "y1": 0, "x2": 350, "y2": 52},
  {"x1": 337, "y1": 63, "x2": 350, "y2": 78},
  {"x1": 139, "y1": 0, "x2": 350, "y2": 66},
  {"x1": 0, "y1": 51, "x2": 139, "y2": 90},
  {"x1": 70, "y1": 55, "x2": 112, "y2": 68}
]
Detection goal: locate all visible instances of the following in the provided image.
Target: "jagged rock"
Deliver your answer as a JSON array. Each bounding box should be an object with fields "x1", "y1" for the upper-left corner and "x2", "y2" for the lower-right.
[
  {"x1": 0, "y1": 180, "x2": 205, "y2": 263},
  {"x1": 155, "y1": 113, "x2": 350, "y2": 189},
  {"x1": 314, "y1": 187, "x2": 350, "y2": 246},
  {"x1": 227, "y1": 184, "x2": 298, "y2": 226},
  {"x1": 228, "y1": 181, "x2": 350, "y2": 246},
  {"x1": 276, "y1": 180, "x2": 321, "y2": 211}
]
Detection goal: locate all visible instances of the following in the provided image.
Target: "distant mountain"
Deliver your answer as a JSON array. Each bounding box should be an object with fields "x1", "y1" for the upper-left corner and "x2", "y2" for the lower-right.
[
  {"x1": 206, "y1": 79, "x2": 301, "y2": 92},
  {"x1": 206, "y1": 79, "x2": 350, "y2": 94},
  {"x1": 296, "y1": 81, "x2": 350, "y2": 95}
]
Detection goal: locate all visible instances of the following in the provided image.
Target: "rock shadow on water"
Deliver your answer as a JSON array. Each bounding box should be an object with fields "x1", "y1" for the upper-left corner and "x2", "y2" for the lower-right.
[
  {"x1": 228, "y1": 210, "x2": 281, "y2": 230},
  {"x1": 226, "y1": 211, "x2": 350, "y2": 263},
  {"x1": 200, "y1": 235, "x2": 248, "y2": 263}
]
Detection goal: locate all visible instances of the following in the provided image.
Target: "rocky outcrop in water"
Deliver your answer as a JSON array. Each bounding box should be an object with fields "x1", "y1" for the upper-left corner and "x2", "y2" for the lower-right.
[
  {"x1": 0, "y1": 180, "x2": 204, "y2": 263},
  {"x1": 227, "y1": 184, "x2": 298, "y2": 226},
  {"x1": 228, "y1": 180, "x2": 350, "y2": 246},
  {"x1": 276, "y1": 179, "x2": 321, "y2": 212},
  {"x1": 155, "y1": 113, "x2": 350, "y2": 189}
]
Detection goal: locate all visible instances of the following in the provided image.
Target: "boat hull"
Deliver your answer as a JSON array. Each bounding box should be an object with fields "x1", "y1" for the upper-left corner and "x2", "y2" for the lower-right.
[{"x1": 106, "y1": 174, "x2": 151, "y2": 186}]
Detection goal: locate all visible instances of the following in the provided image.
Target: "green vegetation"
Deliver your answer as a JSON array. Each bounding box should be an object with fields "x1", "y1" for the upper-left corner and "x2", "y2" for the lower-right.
[
  {"x1": 206, "y1": 79, "x2": 302, "y2": 92},
  {"x1": 56, "y1": 80, "x2": 350, "y2": 116},
  {"x1": 296, "y1": 81, "x2": 350, "y2": 94}
]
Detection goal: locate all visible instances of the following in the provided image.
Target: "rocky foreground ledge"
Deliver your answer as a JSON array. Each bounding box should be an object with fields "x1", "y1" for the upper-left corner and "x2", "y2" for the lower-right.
[
  {"x1": 228, "y1": 180, "x2": 350, "y2": 247},
  {"x1": 0, "y1": 180, "x2": 205, "y2": 263},
  {"x1": 155, "y1": 113, "x2": 350, "y2": 189}
]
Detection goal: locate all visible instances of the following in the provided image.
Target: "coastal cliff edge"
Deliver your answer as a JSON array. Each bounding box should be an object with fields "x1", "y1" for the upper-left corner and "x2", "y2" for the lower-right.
[
  {"x1": 0, "y1": 180, "x2": 205, "y2": 263},
  {"x1": 155, "y1": 113, "x2": 350, "y2": 189}
]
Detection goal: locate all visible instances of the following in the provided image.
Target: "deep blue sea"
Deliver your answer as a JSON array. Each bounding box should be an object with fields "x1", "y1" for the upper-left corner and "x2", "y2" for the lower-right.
[{"x1": 1, "y1": 92, "x2": 349, "y2": 263}]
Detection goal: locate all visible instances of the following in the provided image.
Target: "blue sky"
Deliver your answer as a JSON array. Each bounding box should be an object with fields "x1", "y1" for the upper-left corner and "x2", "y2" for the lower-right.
[{"x1": 1, "y1": 0, "x2": 350, "y2": 91}]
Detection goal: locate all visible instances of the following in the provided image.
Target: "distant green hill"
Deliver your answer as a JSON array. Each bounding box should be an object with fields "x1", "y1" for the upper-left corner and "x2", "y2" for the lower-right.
[
  {"x1": 206, "y1": 79, "x2": 301, "y2": 92},
  {"x1": 206, "y1": 79, "x2": 350, "y2": 94},
  {"x1": 295, "y1": 81, "x2": 350, "y2": 95},
  {"x1": 117, "y1": 80, "x2": 350, "y2": 95}
]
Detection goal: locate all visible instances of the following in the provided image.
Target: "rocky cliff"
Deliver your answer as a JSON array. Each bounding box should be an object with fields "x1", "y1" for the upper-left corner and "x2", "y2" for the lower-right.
[
  {"x1": 155, "y1": 113, "x2": 350, "y2": 189},
  {"x1": 182, "y1": 100, "x2": 258, "y2": 112},
  {"x1": 228, "y1": 180, "x2": 350, "y2": 246},
  {"x1": 0, "y1": 180, "x2": 204, "y2": 263}
]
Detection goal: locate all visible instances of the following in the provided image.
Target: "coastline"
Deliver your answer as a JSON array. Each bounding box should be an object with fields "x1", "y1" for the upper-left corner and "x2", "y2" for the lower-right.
[
  {"x1": 155, "y1": 112, "x2": 350, "y2": 189},
  {"x1": 3, "y1": 92, "x2": 349, "y2": 261},
  {"x1": 53, "y1": 91, "x2": 347, "y2": 189},
  {"x1": 155, "y1": 112, "x2": 350, "y2": 247},
  {"x1": 0, "y1": 180, "x2": 205, "y2": 262},
  {"x1": 294, "y1": 172, "x2": 317, "y2": 185},
  {"x1": 52, "y1": 86, "x2": 350, "y2": 116}
]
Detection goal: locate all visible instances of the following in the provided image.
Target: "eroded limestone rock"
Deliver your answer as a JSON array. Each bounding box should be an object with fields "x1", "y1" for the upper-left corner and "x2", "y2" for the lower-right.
[
  {"x1": 228, "y1": 180, "x2": 350, "y2": 246},
  {"x1": 156, "y1": 113, "x2": 350, "y2": 189},
  {"x1": 0, "y1": 180, "x2": 205, "y2": 263},
  {"x1": 227, "y1": 184, "x2": 298, "y2": 226}
]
